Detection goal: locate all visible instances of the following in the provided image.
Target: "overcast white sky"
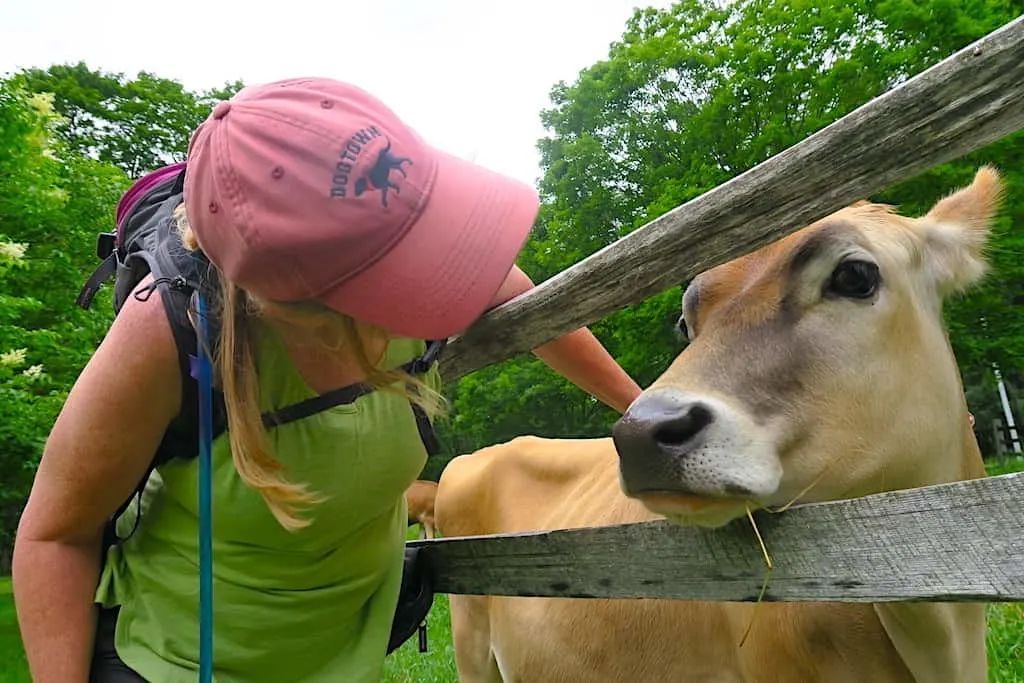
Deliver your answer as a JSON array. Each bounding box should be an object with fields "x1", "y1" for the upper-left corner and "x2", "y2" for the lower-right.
[{"x1": 0, "y1": 0, "x2": 671, "y2": 186}]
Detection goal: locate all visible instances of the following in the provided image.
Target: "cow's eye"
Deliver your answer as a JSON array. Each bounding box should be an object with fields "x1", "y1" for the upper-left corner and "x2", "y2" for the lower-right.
[
  {"x1": 677, "y1": 315, "x2": 689, "y2": 340},
  {"x1": 827, "y1": 259, "x2": 880, "y2": 299}
]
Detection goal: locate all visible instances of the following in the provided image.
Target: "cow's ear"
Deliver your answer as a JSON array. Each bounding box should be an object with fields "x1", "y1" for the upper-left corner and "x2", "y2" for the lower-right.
[{"x1": 920, "y1": 166, "x2": 1004, "y2": 296}]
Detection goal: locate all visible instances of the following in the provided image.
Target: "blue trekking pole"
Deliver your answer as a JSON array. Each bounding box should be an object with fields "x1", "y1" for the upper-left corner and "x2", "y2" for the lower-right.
[{"x1": 195, "y1": 293, "x2": 215, "y2": 683}]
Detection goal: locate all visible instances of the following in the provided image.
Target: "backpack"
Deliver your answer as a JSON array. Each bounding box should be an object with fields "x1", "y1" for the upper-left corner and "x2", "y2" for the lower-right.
[{"x1": 76, "y1": 162, "x2": 439, "y2": 655}]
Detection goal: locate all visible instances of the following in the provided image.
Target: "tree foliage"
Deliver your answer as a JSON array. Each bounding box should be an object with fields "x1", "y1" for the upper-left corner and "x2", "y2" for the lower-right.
[
  {"x1": 9, "y1": 62, "x2": 243, "y2": 176},
  {"x1": 438, "y1": 0, "x2": 1024, "y2": 463}
]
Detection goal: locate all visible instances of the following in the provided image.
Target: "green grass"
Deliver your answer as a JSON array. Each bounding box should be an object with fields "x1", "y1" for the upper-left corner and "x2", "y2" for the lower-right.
[
  {"x1": 382, "y1": 594, "x2": 458, "y2": 682},
  {"x1": 988, "y1": 601, "x2": 1024, "y2": 683},
  {"x1": 985, "y1": 456, "x2": 1024, "y2": 477},
  {"x1": 3, "y1": 581, "x2": 1021, "y2": 683},
  {"x1": 0, "y1": 577, "x2": 29, "y2": 683},
  {"x1": 0, "y1": 573, "x2": 459, "y2": 683},
  {"x1": 3, "y1": 460, "x2": 1022, "y2": 681},
  {"x1": 983, "y1": 457, "x2": 1024, "y2": 682}
]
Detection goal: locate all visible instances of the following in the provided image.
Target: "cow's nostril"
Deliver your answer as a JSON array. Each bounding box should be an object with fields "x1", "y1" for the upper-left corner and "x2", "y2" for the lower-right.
[
  {"x1": 613, "y1": 394, "x2": 721, "y2": 497},
  {"x1": 653, "y1": 404, "x2": 714, "y2": 447}
]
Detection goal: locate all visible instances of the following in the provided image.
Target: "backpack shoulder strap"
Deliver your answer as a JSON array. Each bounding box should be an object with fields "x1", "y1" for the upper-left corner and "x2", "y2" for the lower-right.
[
  {"x1": 261, "y1": 339, "x2": 447, "y2": 425},
  {"x1": 259, "y1": 339, "x2": 447, "y2": 454}
]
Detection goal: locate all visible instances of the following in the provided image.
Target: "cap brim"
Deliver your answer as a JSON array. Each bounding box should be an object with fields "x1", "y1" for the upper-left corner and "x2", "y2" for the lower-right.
[{"x1": 319, "y1": 149, "x2": 539, "y2": 340}]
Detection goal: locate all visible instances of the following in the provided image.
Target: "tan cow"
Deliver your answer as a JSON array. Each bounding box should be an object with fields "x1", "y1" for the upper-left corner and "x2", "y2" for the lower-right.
[
  {"x1": 436, "y1": 167, "x2": 1002, "y2": 683},
  {"x1": 405, "y1": 479, "x2": 438, "y2": 539}
]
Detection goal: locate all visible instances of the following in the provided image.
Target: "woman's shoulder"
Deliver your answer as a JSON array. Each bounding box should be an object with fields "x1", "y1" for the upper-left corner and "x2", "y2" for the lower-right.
[{"x1": 95, "y1": 275, "x2": 184, "y2": 400}]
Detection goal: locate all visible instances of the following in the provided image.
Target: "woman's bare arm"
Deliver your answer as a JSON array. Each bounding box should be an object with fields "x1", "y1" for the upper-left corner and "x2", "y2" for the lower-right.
[
  {"x1": 489, "y1": 265, "x2": 643, "y2": 414},
  {"x1": 13, "y1": 281, "x2": 183, "y2": 683}
]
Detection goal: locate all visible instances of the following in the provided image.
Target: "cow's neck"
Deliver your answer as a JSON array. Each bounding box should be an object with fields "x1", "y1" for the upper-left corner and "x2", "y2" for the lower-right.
[
  {"x1": 872, "y1": 417, "x2": 987, "y2": 683},
  {"x1": 960, "y1": 421, "x2": 987, "y2": 480}
]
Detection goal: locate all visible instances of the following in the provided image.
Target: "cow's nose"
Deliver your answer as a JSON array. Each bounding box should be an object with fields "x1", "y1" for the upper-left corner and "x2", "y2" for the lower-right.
[{"x1": 612, "y1": 390, "x2": 716, "y2": 495}]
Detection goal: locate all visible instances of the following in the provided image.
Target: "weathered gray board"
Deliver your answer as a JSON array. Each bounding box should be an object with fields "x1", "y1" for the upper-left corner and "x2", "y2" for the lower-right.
[
  {"x1": 413, "y1": 472, "x2": 1024, "y2": 602},
  {"x1": 439, "y1": 15, "x2": 1024, "y2": 382}
]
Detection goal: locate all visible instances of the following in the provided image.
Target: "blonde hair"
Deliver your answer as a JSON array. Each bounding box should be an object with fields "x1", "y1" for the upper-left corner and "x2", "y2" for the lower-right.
[{"x1": 172, "y1": 203, "x2": 445, "y2": 530}]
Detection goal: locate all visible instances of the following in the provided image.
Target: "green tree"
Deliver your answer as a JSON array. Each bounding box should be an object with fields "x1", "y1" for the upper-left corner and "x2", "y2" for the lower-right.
[
  {"x1": 11, "y1": 62, "x2": 244, "y2": 176},
  {"x1": 440, "y1": 0, "x2": 1024, "y2": 462}
]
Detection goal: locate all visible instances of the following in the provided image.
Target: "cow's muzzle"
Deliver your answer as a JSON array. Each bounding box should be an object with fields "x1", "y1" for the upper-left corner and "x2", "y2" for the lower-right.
[{"x1": 612, "y1": 389, "x2": 718, "y2": 497}]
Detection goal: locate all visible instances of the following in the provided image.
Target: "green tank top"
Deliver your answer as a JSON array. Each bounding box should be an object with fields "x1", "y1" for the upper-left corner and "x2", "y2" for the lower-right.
[{"x1": 94, "y1": 328, "x2": 441, "y2": 683}]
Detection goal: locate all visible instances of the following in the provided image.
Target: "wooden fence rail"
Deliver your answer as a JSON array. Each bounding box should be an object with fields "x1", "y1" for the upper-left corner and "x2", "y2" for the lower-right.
[
  {"x1": 440, "y1": 14, "x2": 1024, "y2": 382},
  {"x1": 414, "y1": 472, "x2": 1024, "y2": 603}
]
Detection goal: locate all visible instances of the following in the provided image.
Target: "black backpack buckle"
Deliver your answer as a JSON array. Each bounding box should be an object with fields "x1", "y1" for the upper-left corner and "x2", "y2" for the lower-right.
[
  {"x1": 96, "y1": 232, "x2": 117, "y2": 260},
  {"x1": 406, "y1": 339, "x2": 448, "y2": 375}
]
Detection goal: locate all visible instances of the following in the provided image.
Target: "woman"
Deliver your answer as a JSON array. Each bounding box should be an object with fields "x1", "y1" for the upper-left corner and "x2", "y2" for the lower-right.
[{"x1": 12, "y1": 77, "x2": 642, "y2": 682}]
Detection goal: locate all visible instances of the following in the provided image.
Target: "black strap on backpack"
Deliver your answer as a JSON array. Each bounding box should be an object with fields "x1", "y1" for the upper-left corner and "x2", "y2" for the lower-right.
[
  {"x1": 78, "y1": 164, "x2": 440, "y2": 654},
  {"x1": 387, "y1": 545, "x2": 434, "y2": 654}
]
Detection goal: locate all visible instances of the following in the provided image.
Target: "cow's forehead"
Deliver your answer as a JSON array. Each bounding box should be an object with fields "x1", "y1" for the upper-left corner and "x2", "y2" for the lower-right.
[{"x1": 685, "y1": 203, "x2": 913, "y2": 317}]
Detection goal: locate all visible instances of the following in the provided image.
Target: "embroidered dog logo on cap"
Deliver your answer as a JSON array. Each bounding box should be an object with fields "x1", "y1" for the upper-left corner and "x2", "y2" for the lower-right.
[
  {"x1": 329, "y1": 127, "x2": 412, "y2": 208},
  {"x1": 354, "y1": 140, "x2": 412, "y2": 208}
]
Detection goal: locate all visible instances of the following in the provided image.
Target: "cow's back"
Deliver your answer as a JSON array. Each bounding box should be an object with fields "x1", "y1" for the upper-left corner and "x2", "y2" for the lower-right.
[{"x1": 437, "y1": 435, "x2": 657, "y2": 536}]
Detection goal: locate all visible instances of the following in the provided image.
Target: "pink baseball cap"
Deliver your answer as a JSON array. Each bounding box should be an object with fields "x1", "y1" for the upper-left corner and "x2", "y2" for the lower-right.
[{"x1": 183, "y1": 77, "x2": 539, "y2": 340}]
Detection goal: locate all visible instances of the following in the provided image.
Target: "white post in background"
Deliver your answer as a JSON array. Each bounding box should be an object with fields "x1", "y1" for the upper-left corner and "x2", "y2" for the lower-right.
[{"x1": 993, "y1": 363, "x2": 1022, "y2": 454}]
